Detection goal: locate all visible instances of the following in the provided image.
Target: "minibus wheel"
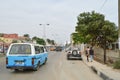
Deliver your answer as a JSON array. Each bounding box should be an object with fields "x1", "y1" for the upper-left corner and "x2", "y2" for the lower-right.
[
  {"x1": 33, "y1": 62, "x2": 40, "y2": 71},
  {"x1": 43, "y1": 58, "x2": 47, "y2": 65}
]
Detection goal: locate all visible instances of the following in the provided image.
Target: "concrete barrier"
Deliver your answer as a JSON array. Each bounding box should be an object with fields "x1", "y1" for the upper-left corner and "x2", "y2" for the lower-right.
[{"x1": 91, "y1": 66, "x2": 114, "y2": 80}]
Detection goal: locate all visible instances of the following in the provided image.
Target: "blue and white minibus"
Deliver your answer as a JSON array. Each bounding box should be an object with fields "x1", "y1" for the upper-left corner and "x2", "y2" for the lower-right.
[{"x1": 6, "y1": 43, "x2": 48, "y2": 71}]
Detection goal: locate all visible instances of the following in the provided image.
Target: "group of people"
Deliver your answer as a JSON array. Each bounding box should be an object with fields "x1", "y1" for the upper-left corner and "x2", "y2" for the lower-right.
[{"x1": 85, "y1": 46, "x2": 94, "y2": 62}]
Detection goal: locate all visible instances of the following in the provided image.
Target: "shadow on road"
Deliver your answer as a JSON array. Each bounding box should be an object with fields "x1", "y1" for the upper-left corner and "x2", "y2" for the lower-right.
[{"x1": 9, "y1": 64, "x2": 47, "y2": 74}]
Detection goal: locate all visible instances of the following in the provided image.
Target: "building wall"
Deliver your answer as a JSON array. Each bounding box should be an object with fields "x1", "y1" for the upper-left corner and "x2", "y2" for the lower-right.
[
  {"x1": 0, "y1": 33, "x2": 30, "y2": 46},
  {"x1": 3, "y1": 34, "x2": 18, "y2": 39},
  {"x1": 0, "y1": 37, "x2": 13, "y2": 43},
  {"x1": 0, "y1": 33, "x2": 18, "y2": 44}
]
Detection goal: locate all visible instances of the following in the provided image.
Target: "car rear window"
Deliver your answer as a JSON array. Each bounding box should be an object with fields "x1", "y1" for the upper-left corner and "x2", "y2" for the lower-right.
[{"x1": 9, "y1": 44, "x2": 31, "y2": 55}]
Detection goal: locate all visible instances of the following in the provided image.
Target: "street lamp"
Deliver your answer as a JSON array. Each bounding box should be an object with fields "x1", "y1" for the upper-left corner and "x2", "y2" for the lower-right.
[{"x1": 39, "y1": 24, "x2": 50, "y2": 45}]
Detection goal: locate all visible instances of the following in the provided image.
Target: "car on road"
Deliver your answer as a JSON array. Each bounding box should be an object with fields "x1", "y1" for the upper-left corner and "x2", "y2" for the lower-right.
[
  {"x1": 55, "y1": 46, "x2": 63, "y2": 51},
  {"x1": 6, "y1": 43, "x2": 48, "y2": 71},
  {"x1": 67, "y1": 48, "x2": 82, "y2": 60}
]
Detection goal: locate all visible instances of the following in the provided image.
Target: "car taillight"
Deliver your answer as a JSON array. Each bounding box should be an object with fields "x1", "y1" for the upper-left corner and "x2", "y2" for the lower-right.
[
  {"x1": 6, "y1": 58, "x2": 8, "y2": 65},
  {"x1": 32, "y1": 58, "x2": 34, "y2": 65}
]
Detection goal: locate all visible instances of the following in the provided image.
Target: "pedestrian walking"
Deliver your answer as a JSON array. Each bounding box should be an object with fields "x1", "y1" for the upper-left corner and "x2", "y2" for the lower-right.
[
  {"x1": 85, "y1": 46, "x2": 90, "y2": 62},
  {"x1": 89, "y1": 47, "x2": 94, "y2": 62}
]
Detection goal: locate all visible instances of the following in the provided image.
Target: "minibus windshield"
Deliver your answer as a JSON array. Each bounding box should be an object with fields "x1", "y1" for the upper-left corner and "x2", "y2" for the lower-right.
[{"x1": 9, "y1": 44, "x2": 31, "y2": 55}]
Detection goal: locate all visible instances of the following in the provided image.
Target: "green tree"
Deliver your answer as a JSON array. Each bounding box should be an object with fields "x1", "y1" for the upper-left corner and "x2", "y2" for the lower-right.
[
  {"x1": 72, "y1": 32, "x2": 92, "y2": 45},
  {"x1": 47, "y1": 39, "x2": 51, "y2": 44},
  {"x1": 36, "y1": 38, "x2": 46, "y2": 45},
  {"x1": 23, "y1": 34, "x2": 31, "y2": 41},
  {"x1": 23, "y1": 34, "x2": 30, "y2": 38},
  {"x1": 32, "y1": 36, "x2": 37, "y2": 40},
  {"x1": 12, "y1": 40, "x2": 18, "y2": 43},
  {"x1": 51, "y1": 40, "x2": 55, "y2": 45},
  {"x1": 96, "y1": 20, "x2": 118, "y2": 63},
  {"x1": 75, "y1": 11, "x2": 105, "y2": 45},
  {"x1": 0, "y1": 33, "x2": 3, "y2": 37},
  {"x1": 47, "y1": 39, "x2": 55, "y2": 45},
  {"x1": 73, "y1": 11, "x2": 118, "y2": 63},
  {"x1": 32, "y1": 36, "x2": 45, "y2": 45}
]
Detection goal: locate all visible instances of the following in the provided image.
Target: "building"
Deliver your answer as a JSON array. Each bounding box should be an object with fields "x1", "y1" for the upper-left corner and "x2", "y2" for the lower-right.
[
  {"x1": 3, "y1": 33, "x2": 18, "y2": 39},
  {"x1": 0, "y1": 33, "x2": 19, "y2": 47}
]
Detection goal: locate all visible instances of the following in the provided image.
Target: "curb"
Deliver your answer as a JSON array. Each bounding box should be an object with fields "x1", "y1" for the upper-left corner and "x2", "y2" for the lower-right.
[
  {"x1": 91, "y1": 66, "x2": 114, "y2": 80},
  {"x1": 82, "y1": 55, "x2": 118, "y2": 80}
]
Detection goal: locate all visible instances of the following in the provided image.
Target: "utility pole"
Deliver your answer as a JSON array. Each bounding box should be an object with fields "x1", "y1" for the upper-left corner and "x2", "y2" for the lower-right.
[
  {"x1": 39, "y1": 24, "x2": 49, "y2": 45},
  {"x1": 118, "y1": 0, "x2": 120, "y2": 57}
]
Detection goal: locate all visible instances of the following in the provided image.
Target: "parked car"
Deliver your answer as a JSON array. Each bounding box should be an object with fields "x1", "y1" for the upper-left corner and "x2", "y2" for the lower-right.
[{"x1": 67, "y1": 48, "x2": 82, "y2": 60}]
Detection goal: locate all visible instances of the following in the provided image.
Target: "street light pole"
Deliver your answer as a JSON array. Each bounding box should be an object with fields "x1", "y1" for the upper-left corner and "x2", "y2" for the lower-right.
[{"x1": 39, "y1": 24, "x2": 49, "y2": 45}]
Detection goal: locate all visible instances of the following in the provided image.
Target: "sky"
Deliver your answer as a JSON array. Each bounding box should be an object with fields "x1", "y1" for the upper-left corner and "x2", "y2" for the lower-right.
[{"x1": 0, "y1": 0, "x2": 118, "y2": 44}]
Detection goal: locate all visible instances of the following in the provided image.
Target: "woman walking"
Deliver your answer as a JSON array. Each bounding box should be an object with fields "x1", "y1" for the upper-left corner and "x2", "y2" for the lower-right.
[{"x1": 85, "y1": 47, "x2": 90, "y2": 62}]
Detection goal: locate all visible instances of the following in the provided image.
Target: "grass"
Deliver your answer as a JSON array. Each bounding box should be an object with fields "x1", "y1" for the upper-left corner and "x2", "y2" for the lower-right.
[{"x1": 113, "y1": 59, "x2": 120, "y2": 69}]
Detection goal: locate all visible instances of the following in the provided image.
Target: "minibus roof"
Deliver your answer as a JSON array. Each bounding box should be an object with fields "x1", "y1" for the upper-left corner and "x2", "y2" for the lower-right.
[{"x1": 10, "y1": 43, "x2": 44, "y2": 46}]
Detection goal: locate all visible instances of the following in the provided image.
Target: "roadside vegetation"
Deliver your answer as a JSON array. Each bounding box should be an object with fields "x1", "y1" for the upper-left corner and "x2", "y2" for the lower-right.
[
  {"x1": 113, "y1": 59, "x2": 120, "y2": 69},
  {"x1": 32, "y1": 36, "x2": 55, "y2": 45},
  {"x1": 72, "y1": 11, "x2": 118, "y2": 64}
]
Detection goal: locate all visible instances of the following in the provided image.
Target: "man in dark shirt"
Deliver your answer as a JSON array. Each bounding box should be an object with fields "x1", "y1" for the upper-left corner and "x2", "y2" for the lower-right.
[{"x1": 89, "y1": 47, "x2": 94, "y2": 62}]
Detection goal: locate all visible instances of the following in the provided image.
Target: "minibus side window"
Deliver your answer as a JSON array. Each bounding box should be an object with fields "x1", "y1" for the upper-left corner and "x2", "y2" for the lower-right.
[
  {"x1": 35, "y1": 46, "x2": 40, "y2": 54},
  {"x1": 39, "y1": 47, "x2": 44, "y2": 53}
]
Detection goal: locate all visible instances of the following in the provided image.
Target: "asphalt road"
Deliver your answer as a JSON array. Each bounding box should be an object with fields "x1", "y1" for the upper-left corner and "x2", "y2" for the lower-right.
[{"x1": 0, "y1": 51, "x2": 102, "y2": 80}]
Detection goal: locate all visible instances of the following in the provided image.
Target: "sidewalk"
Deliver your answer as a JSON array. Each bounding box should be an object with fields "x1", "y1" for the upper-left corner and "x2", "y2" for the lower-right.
[{"x1": 82, "y1": 55, "x2": 120, "y2": 80}]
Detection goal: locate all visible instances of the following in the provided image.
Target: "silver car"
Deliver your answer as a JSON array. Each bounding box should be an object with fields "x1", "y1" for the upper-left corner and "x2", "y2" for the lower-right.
[{"x1": 67, "y1": 48, "x2": 82, "y2": 60}]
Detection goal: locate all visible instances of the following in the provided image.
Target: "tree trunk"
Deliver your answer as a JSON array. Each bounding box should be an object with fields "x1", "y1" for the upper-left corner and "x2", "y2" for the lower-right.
[
  {"x1": 103, "y1": 47, "x2": 107, "y2": 64},
  {"x1": 103, "y1": 36, "x2": 107, "y2": 64}
]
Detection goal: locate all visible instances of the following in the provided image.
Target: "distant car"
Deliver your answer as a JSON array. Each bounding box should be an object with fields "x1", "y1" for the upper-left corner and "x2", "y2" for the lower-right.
[
  {"x1": 50, "y1": 47, "x2": 56, "y2": 51},
  {"x1": 55, "y1": 46, "x2": 62, "y2": 51},
  {"x1": 67, "y1": 48, "x2": 82, "y2": 60}
]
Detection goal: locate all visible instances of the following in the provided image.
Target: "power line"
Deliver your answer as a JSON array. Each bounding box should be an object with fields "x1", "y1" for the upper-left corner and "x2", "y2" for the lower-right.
[{"x1": 99, "y1": 0, "x2": 108, "y2": 11}]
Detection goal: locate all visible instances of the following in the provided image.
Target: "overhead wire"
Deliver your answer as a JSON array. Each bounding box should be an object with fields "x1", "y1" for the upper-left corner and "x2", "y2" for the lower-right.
[{"x1": 99, "y1": 0, "x2": 108, "y2": 11}]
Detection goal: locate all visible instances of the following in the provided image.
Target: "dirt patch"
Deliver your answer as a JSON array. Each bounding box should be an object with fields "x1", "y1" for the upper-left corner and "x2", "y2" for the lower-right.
[
  {"x1": 94, "y1": 55, "x2": 104, "y2": 64},
  {"x1": 0, "y1": 53, "x2": 5, "y2": 58},
  {"x1": 94, "y1": 55, "x2": 120, "y2": 69}
]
